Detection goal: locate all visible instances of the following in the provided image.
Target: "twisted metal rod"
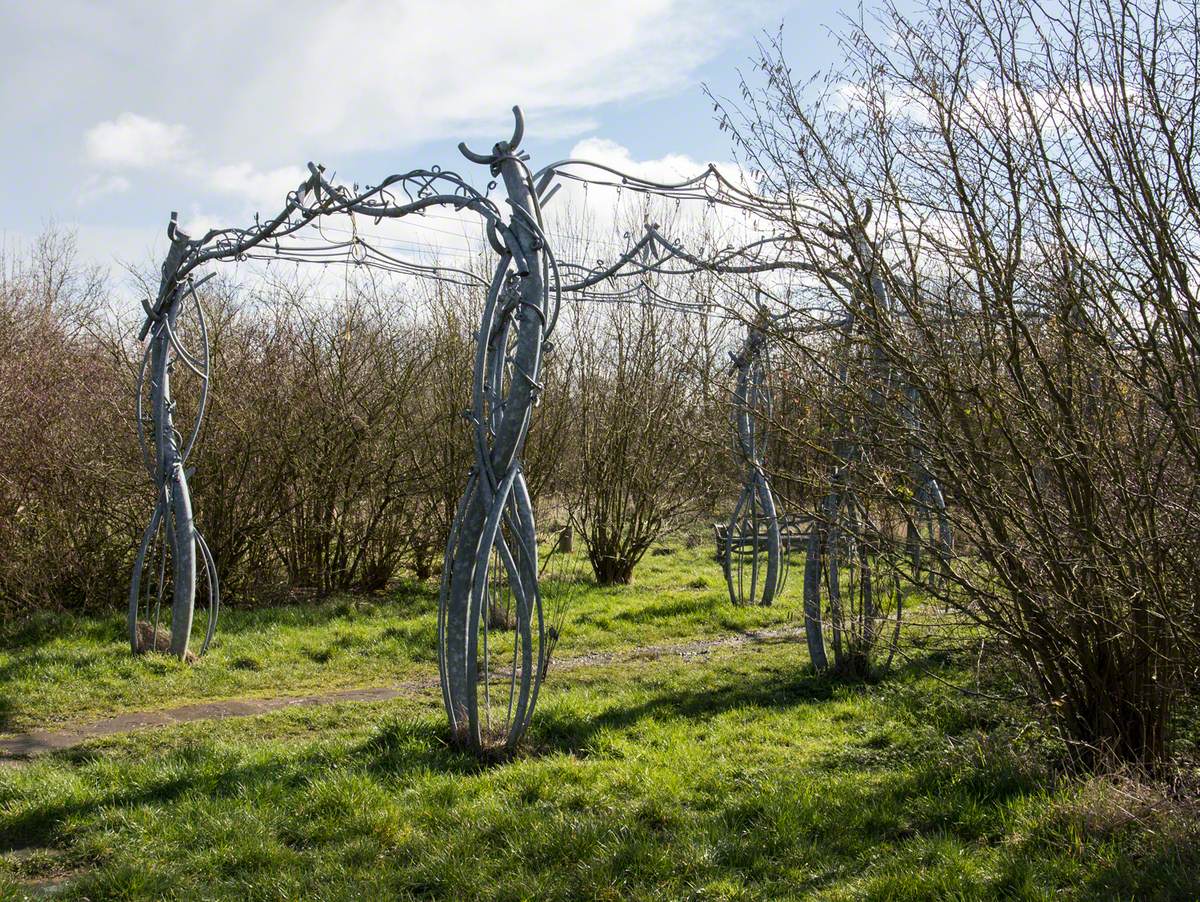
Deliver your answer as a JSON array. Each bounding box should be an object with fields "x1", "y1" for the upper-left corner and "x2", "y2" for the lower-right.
[
  {"x1": 722, "y1": 314, "x2": 786, "y2": 607},
  {"x1": 129, "y1": 226, "x2": 218, "y2": 659}
]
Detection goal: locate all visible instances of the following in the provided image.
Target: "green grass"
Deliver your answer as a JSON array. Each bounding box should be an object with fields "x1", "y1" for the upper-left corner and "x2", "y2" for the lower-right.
[
  {"x1": 0, "y1": 542, "x2": 1196, "y2": 899},
  {"x1": 0, "y1": 543, "x2": 791, "y2": 734}
]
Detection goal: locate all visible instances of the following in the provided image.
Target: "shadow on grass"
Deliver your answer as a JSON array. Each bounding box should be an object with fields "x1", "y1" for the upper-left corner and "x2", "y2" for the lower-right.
[
  {"x1": 0, "y1": 655, "x2": 846, "y2": 851},
  {"x1": 3, "y1": 658, "x2": 1196, "y2": 901},
  {"x1": 0, "y1": 613, "x2": 123, "y2": 650},
  {"x1": 529, "y1": 645, "x2": 979, "y2": 759},
  {"x1": 203, "y1": 585, "x2": 438, "y2": 639},
  {"x1": 1073, "y1": 820, "x2": 1200, "y2": 900},
  {"x1": 0, "y1": 716, "x2": 479, "y2": 853},
  {"x1": 0, "y1": 587, "x2": 438, "y2": 664}
]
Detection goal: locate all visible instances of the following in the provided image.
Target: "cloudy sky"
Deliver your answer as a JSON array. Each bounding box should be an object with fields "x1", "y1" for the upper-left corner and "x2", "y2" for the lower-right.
[{"x1": 0, "y1": 0, "x2": 874, "y2": 273}]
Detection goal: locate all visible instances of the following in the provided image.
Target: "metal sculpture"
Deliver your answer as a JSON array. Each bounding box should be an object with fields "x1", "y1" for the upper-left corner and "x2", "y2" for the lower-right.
[
  {"x1": 129, "y1": 142, "x2": 510, "y2": 663},
  {"x1": 721, "y1": 313, "x2": 785, "y2": 606},
  {"x1": 131, "y1": 103, "x2": 956, "y2": 748},
  {"x1": 439, "y1": 110, "x2": 557, "y2": 752},
  {"x1": 127, "y1": 108, "x2": 557, "y2": 750},
  {"x1": 130, "y1": 218, "x2": 218, "y2": 660}
]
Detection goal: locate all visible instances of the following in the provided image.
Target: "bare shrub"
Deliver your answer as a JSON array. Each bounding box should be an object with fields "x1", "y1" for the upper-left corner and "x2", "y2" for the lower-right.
[
  {"x1": 260, "y1": 279, "x2": 428, "y2": 594},
  {"x1": 0, "y1": 231, "x2": 140, "y2": 615},
  {"x1": 717, "y1": 0, "x2": 1200, "y2": 764},
  {"x1": 564, "y1": 301, "x2": 724, "y2": 585}
]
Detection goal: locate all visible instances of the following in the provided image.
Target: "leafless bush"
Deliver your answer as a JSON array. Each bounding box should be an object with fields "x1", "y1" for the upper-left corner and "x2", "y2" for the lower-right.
[
  {"x1": 718, "y1": 0, "x2": 1200, "y2": 765},
  {"x1": 0, "y1": 233, "x2": 600, "y2": 617},
  {"x1": 266, "y1": 281, "x2": 428, "y2": 593},
  {"x1": 395, "y1": 285, "x2": 477, "y2": 581},
  {"x1": 564, "y1": 300, "x2": 726, "y2": 584},
  {"x1": 0, "y1": 232, "x2": 141, "y2": 615},
  {"x1": 181, "y1": 279, "x2": 302, "y2": 600}
]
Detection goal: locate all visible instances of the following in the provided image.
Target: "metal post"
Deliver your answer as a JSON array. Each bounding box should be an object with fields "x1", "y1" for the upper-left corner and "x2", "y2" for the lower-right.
[{"x1": 129, "y1": 215, "x2": 218, "y2": 661}]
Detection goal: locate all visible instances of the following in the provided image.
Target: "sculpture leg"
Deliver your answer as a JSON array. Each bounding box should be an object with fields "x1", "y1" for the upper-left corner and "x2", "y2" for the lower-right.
[
  {"x1": 130, "y1": 282, "x2": 212, "y2": 661},
  {"x1": 167, "y1": 465, "x2": 197, "y2": 658},
  {"x1": 725, "y1": 328, "x2": 784, "y2": 607},
  {"x1": 803, "y1": 498, "x2": 832, "y2": 671},
  {"x1": 440, "y1": 412, "x2": 546, "y2": 751},
  {"x1": 724, "y1": 484, "x2": 751, "y2": 606},
  {"x1": 753, "y1": 472, "x2": 782, "y2": 606},
  {"x1": 439, "y1": 265, "x2": 546, "y2": 751}
]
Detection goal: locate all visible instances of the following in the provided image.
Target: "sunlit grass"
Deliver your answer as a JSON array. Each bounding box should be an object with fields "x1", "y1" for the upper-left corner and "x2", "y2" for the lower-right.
[
  {"x1": 1, "y1": 644, "x2": 1195, "y2": 900},
  {"x1": 0, "y1": 542, "x2": 796, "y2": 733},
  {"x1": 0, "y1": 541, "x2": 1195, "y2": 900}
]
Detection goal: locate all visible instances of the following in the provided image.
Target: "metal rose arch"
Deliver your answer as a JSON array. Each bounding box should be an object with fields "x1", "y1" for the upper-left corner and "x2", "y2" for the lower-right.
[
  {"x1": 131, "y1": 103, "x2": 956, "y2": 753},
  {"x1": 129, "y1": 107, "x2": 559, "y2": 751},
  {"x1": 128, "y1": 118, "x2": 515, "y2": 666}
]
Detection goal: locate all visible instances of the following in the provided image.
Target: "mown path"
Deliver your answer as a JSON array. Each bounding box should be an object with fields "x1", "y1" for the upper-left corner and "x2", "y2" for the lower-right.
[{"x1": 0, "y1": 627, "x2": 802, "y2": 762}]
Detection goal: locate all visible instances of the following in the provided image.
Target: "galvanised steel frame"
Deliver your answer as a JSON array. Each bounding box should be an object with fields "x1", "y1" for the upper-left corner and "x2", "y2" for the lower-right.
[{"x1": 133, "y1": 105, "x2": 952, "y2": 752}]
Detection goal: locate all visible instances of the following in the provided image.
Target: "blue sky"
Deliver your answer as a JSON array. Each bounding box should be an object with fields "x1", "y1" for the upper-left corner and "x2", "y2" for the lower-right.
[{"x1": 0, "y1": 1, "x2": 891, "y2": 272}]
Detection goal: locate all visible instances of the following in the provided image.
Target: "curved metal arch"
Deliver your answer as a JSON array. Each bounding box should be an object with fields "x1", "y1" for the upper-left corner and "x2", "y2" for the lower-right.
[{"x1": 129, "y1": 102, "x2": 962, "y2": 739}]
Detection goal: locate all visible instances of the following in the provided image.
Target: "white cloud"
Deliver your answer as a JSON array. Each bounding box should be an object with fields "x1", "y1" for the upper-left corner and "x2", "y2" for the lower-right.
[
  {"x1": 176, "y1": 211, "x2": 225, "y2": 241},
  {"x1": 82, "y1": 118, "x2": 308, "y2": 217},
  {"x1": 2, "y1": 0, "x2": 791, "y2": 273},
  {"x1": 565, "y1": 138, "x2": 711, "y2": 185},
  {"x1": 45, "y1": 1, "x2": 771, "y2": 165},
  {"x1": 77, "y1": 174, "x2": 131, "y2": 205},
  {"x1": 84, "y1": 113, "x2": 190, "y2": 168},
  {"x1": 833, "y1": 81, "x2": 934, "y2": 126},
  {"x1": 207, "y1": 162, "x2": 308, "y2": 212},
  {"x1": 544, "y1": 137, "x2": 762, "y2": 243},
  {"x1": 225, "y1": 0, "x2": 753, "y2": 158},
  {"x1": 73, "y1": 0, "x2": 763, "y2": 222}
]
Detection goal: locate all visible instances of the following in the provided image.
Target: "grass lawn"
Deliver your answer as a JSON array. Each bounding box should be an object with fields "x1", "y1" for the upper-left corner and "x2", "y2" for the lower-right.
[
  {"x1": 0, "y1": 543, "x2": 1196, "y2": 900},
  {"x1": 0, "y1": 543, "x2": 790, "y2": 735}
]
